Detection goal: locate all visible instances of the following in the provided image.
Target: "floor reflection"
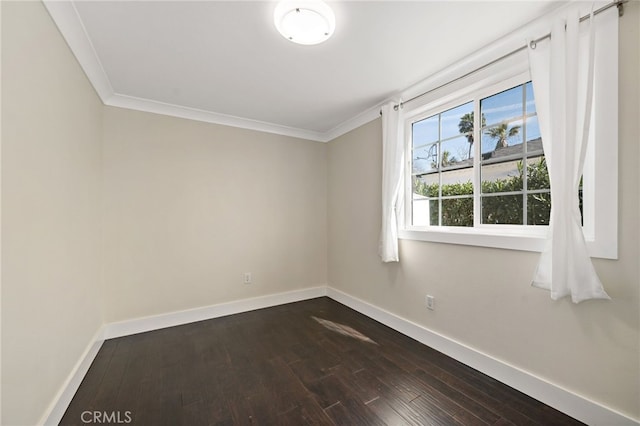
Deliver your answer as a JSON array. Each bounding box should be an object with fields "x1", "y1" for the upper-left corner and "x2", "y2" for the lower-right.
[{"x1": 312, "y1": 316, "x2": 377, "y2": 345}]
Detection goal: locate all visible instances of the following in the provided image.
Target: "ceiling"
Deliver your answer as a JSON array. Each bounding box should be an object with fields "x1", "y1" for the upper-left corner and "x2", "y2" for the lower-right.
[{"x1": 45, "y1": 1, "x2": 565, "y2": 142}]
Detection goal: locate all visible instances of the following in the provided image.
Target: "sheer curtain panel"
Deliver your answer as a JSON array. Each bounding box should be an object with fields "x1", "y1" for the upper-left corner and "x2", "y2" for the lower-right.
[
  {"x1": 528, "y1": 9, "x2": 610, "y2": 303},
  {"x1": 379, "y1": 102, "x2": 404, "y2": 262}
]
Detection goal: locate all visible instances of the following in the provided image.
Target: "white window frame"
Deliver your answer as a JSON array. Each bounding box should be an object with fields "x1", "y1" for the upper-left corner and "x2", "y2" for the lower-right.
[{"x1": 398, "y1": 36, "x2": 618, "y2": 260}]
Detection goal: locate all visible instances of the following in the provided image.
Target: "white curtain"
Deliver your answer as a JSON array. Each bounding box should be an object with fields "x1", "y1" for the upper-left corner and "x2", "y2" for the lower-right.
[
  {"x1": 379, "y1": 101, "x2": 404, "y2": 262},
  {"x1": 528, "y1": 9, "x2": 610, "y2": 302}
]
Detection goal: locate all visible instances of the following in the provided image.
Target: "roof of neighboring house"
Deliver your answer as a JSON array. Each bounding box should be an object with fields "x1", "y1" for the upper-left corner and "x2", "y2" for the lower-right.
[
  {"x1": 415, "y1": 138, "x2": 544, "y2": 177},
  {"x1": 483, "y1": 138, "x2": 543, "y2": 162}
]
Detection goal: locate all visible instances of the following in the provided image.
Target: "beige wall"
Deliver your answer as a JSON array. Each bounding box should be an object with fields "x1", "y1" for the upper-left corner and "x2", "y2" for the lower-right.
[
  {"x1": 1, "y1": 1, "x2": 328, "y2": 422},
  {"x1": 102, "y1": 107, "x2": 327, "y2": 322},
  {"x1": 1, "y1": 2, "x2": 104, "y2": 425},
  {"x1": 328, "y1": 2, "x2": 640, "y2": 420},
  {"x1": 2, "y1": 0, "x2": 637, "y2": 424}
]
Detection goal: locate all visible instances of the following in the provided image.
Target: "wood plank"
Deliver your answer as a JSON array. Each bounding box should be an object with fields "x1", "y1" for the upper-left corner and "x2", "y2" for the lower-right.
[
  {"x1": 366, "y1": 396, "x2": 423, "y2": 426},
  {"x1": 277, "y1": 395, "x2": 334, "y2": 425},
  {"x1": 323, "y1": 398, "x2": 386, "y2": 426},
  {"x1": 60, "y1": 297, "x2": 584, "y2": 426}
]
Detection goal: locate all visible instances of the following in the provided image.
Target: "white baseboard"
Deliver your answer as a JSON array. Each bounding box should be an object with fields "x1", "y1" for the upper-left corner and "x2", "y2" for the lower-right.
[
  {"x1": 325, "y1": 286, "x2": 639, "y2": 426},
  {"x1": 40, "y1": 328, "x2": 105, "y2": 426},
  {"x1": 42, "y1": 285, "x2": 637, "y2": 426},
  {"x1": 41, "y1": 286, "x2": 327, "y2": 425},
  {"x1": 103, "y1": 286, "x2": 327, "y2": 339}
]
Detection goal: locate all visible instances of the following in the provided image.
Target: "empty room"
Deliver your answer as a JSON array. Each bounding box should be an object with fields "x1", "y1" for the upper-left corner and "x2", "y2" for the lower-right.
[{"x1": 1, "y1": 0, "x2": 639, "y2": 425}]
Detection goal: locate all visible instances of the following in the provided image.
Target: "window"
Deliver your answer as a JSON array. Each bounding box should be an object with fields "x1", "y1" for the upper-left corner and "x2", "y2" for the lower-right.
[
  {"x1": 409, "y1": 77, "x2": 551, "y2": 228},
  {"x1": 396, "y1": 3, "x2": 617, "y2": 259},
  {"x1": 400, "y1": 61, "x2": 616, "y2": 258}
]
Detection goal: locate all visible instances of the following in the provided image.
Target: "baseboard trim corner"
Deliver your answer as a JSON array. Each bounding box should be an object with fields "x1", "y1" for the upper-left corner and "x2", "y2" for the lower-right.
[
  {"x1": 325, "y1": 286, "x2": 639, "y2": 426},
  {"x1": 41, "y1": 286, "x2": 327, "y2": 425},
  {"x1": 41, "y1": 286, "x2": 637, "y2": 426},
  {"x1": 41, "y1": 327, "x2": 105, "y2": 426}
]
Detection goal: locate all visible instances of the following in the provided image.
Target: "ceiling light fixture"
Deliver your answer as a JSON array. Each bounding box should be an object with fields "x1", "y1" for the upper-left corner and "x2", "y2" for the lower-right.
[{"x1": 274, "y1": 0, "x2": 335, "y2": 45}]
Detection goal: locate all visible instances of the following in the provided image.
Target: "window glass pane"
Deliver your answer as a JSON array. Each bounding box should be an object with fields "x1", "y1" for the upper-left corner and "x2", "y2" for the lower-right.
[
  {"x1": 412, "y1": 198, "x2": 430, "y2": 226},
  {"x1": 482, "y1": 159, "x2": 523, "y2": 192},
  {"x1": 430, "y1": 200, "x2": 439, "y2": 226},
  {"x1": 441, "y1": 102, "x2": 473, "y2": 140},
  {"x1": 527, "y1": 193, "x2": 551, "y2": 225},
  {"x1": 481, "y1": 120, "x2": 524, "y2": 155},
  {"x1": 413, "y1": 175, "x2": 439, "y2": 198},
  {"x1": 482, "y1": 194, "x2": 523, "y2": 224},
  {"x1": 412, "y1": 143, "x2": 438, "y2": 174},
  {"x1": 440, "y1": 169, "x2": 473, "y2": 195},
  {"x1": 481, "y1": 85, "x2": 523, "y2": 126},
  {"x1": 413, "y1": 176, "x2": 439, "y2": 226},
  {"x1": 441, "y1": 135, "x2": 473, "y2": 167},
  {"x1": 412, "y1": 115, "x2": 439, "y2": 147},
  {"x1": 525, "y1": 81, "x2": 536, "y2": 115},
  {"x1": 526, "y1": 157, "x2": 549, "y2": 191},
  {"x1": 442, "y1": 198, "x2": 473, "y2": 227},
  {"x1": 526, "y1": 138, "x2": 543, "y2": 157},
  {"x1": 525, "y1": 116, "x2": 542, "y2": 150}
]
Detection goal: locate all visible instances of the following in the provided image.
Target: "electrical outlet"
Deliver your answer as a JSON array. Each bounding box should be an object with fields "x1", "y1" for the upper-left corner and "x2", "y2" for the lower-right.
[
  {"x1": 426, "y1": 295, "x2": 435, "y2": 310},
  {"x1": 243, "y1": 272, "x2": 252, "y2": 284}
]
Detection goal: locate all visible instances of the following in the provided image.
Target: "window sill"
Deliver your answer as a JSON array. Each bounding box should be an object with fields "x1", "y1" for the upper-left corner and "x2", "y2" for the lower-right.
[
  {"x1": 399, "y1": 227, "x2": 546, "y2": 253},
  {"x1": 398, "y1": 227, "x2": 617, "y2": 260}
]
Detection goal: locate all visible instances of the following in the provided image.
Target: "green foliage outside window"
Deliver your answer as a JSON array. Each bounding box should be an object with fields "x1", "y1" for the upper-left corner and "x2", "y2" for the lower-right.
[{"x1": 414, "y1": 157, "x2": 554, "y2": 226}]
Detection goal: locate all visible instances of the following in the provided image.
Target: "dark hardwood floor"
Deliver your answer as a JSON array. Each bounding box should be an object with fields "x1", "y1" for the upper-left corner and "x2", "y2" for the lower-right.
[{"x1": 60, "y1": 297, "x2": 583, "y2": 425}]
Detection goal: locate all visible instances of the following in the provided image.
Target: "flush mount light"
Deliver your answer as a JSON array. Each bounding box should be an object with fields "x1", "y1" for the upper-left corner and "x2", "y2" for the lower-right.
[{"x1": 274, "y1": 0, "x2": 335, "y2": 45}]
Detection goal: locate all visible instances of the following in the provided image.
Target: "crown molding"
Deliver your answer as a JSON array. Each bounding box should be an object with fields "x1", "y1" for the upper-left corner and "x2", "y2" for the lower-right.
[
  {"x1": 43, "y1": 0, "x2": 379, "y2": 144},
  {"x1": 105, "y1": 94, "x2": 328, "y2": 142},
  {"x1": 321, "y1": 102, "x2": 384, "y2": 142},
  {"x1": 43, "y1": 0, "x2": 113, "y2": 101},
  {"x1": 106, "y1": 92, "x2": 381, "y2": 143},
  {"x1": 44, "y1": 0, "x2": 573, "y2": 145}
]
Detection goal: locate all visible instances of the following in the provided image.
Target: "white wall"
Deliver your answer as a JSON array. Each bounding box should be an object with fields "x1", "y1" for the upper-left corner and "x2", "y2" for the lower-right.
[
  {"x1": 101, "y1": 107, "x2": 327, "y2": 323},
  {"x1": 1, "y1": 2, "x2": 104, "y2": 425},
  {"x1": 327, "y1": 1, "x2": 639, "y2": 420}
]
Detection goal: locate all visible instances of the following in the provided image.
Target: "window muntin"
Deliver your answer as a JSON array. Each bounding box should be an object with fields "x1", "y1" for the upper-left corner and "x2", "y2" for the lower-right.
[{"x1": 409, "y1": 80, "x2": 550, "y2": 229}]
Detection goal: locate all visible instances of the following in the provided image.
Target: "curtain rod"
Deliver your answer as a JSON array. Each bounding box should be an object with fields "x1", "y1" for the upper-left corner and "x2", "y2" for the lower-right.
[{"x1": 386, "y1": 0, "x2": 627, "y2": 113}]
